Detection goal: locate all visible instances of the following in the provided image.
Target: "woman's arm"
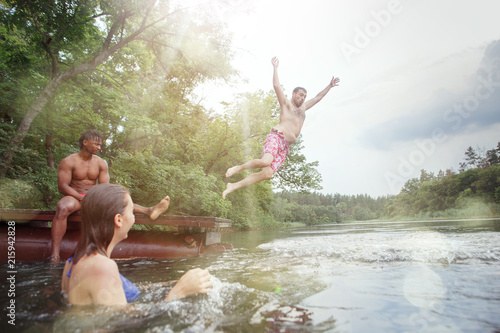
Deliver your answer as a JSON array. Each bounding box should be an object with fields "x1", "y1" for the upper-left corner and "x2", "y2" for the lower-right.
[{"x1": 165, "y1": 268, "x2": 213, "y2": 302}]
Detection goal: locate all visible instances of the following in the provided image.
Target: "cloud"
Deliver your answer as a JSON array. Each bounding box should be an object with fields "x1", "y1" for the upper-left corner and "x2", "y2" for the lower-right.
[{"x1": 361, "y1": 39, "x2": 500, "y2": 151}]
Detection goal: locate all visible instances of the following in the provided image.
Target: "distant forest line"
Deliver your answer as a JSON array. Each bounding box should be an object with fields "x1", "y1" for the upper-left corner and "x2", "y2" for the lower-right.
[{"x1": 273, "y1": 143, "x2": 500, "y2": 227}]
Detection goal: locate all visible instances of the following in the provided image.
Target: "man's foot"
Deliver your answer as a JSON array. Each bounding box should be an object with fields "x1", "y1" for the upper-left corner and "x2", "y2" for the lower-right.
[
  {"x1": 225, "y1": 166, "x2": 241, "y2": 178},
  {"x1": 149, "y1": 196, "x2": 170, "y2": 221},
  {"x1": 222, "y1": 183, "x2": 236, "y2": 200}
]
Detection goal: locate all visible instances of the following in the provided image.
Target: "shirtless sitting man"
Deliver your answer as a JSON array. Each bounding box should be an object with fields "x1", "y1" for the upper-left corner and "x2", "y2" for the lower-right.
[
  {"x1": 223, "y1": 57, "x2": 340, "y2": 199},
  {"x1": 50, "y1": 130, "x2": 170, "y2": 264}
]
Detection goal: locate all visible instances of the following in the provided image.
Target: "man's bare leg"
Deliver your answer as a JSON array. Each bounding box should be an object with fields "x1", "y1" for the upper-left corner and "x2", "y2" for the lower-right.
[
  {"x1": 223, "y1": 166, "x2": 274, "y2": 199},
  {"x1": 50, "y1": 197, "x2": 81, "y2": 264},
  {"x1": 133, "y1": 196, "x2": 170, "y2": 221},
  {"x1": 225, "y1": 153, "x2": 274, "y2": 178}
]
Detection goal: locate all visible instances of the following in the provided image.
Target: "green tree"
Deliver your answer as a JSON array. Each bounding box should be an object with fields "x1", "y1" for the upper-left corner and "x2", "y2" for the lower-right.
[
  {"x1": 459, "y1": 146, "x2": 480, "y2": 172},
  {"x1": 274, "y1": 135, "x2": 322, "y2": 193},
  {"x1": 0, "y1": 0, "x2": 234, "y2": 176},
  {"x1": 485, "y1": 142, "x2": 500, "y2": 166}
]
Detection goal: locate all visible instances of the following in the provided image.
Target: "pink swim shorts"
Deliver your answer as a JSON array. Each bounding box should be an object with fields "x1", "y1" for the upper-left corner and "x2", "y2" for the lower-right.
[{"x1": 262, "y1": 128, "x2": 290, "y2": 172}]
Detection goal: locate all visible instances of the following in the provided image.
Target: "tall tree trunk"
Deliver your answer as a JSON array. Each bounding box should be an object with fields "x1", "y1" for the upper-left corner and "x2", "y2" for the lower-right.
[
  {"x1": 45, "y1": 96, "x2": 55, "y2": 168},
  {"x1": 0, "y1": 76, "x2": 63, "y2": 177},
  {"x1": 45, "y1": 133, "x2": 55, "y2": 168}
]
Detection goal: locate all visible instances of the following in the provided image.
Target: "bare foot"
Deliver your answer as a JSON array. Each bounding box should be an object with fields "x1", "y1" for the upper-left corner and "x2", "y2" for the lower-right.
[
  {"x1": 149, "y1": 196, "x2": 170, "y2": 221},
  {"x1": 222, "y1": 183, "x2": 236, "y2": 199},
  {"x1": 225, "y1": 166, "x2": 241, "y2": 178}
]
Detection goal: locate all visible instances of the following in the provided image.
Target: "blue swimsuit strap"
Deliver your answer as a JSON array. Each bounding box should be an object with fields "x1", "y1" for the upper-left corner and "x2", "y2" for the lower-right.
[
  {"x1": 66, "y1": 256, "x2": 140, "y2": 302},
  {"x1": 66, "y1": 257, "x2": 74, "y2": 277}
]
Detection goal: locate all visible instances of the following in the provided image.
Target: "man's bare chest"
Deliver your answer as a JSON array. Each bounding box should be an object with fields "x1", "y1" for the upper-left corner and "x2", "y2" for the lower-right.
[
  {"x1": 293, "y1": 108, "x2": 306, "y2": 120},
  {"x1": 71, "y1": 161, "x2": 100, "y2": 181},
  {"x1": 283, "y1": 107, "x2": 306, "y2": 123}
]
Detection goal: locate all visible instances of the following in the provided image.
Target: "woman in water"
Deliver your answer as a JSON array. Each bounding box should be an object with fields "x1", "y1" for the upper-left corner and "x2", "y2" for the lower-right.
[{"x1": 61, "y1": 183, "x2": 212, "y2": 305}]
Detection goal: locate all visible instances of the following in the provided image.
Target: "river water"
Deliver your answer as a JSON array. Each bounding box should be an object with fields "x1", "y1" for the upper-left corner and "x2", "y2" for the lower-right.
[{"x1": 1, "y1": 219, "x2": 500, "y2": 332}]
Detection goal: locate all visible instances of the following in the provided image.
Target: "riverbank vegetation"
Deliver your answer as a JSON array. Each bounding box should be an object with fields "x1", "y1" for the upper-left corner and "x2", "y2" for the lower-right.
[
  {"x1": 385, "y1": 144, "x2": 500, "y2": 221},
  {"x1": 0, "y1": 1, "x2": 498, "y2": 230},
  {"x1": 269, "y1": 145, "x2": 500, "y2": 227}
]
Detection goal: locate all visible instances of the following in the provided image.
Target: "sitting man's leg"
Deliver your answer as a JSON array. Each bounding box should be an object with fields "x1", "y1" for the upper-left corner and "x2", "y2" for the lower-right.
[
  {"x1": 50, "y1": 196, "x2": 81, "y2": 264},
  {"x1": 133, "y1": 196, "x2": 170, "y2": 221}
]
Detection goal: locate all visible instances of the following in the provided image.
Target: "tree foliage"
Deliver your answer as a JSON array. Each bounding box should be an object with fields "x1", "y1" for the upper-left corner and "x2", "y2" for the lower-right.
[
  {"x1": 274, "y1": 135, "x2": 322, "y2": 193},
  {"x1": 459, "y1": 144, "x2": 500, "y2": 172},
  {"x1": 0, "y1": 0, "x2": 235, "y2": 175},
  {"x1": 274, "y1": 191, "x2": 390, "y2": 225}
]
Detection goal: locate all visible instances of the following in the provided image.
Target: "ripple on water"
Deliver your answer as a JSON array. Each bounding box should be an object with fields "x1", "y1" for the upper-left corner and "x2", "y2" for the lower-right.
[
  {"x1": 257, "y1": 231, "x2": 500, "y2": 264},
  {"x1": 4, "y1": 220, "x2": 500, "y2": 332}
]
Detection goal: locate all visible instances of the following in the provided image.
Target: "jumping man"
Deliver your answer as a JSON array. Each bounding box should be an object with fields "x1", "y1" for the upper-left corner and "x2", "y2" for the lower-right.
[{"x1": 223, "y1": 57, "x2": 340, "y2": 199}]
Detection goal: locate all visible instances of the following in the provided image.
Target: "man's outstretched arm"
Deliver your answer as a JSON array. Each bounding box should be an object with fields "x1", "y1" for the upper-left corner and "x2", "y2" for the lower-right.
[
  {"x1": 304, "y1": 76, "x2": 340, "y2": 110},
  {"x1": 272, "y1": 57, "x2": 287, "y2": 106}
]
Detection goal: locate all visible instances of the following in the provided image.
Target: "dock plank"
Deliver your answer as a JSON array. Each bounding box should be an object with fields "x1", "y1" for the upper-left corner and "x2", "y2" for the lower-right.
[{"x1": 0, "y1": 209, "x2": 231, "y2": 229}]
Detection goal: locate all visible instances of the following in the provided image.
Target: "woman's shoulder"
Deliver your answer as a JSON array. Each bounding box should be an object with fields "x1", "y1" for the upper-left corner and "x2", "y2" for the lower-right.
[
  {"x1": 84, "y1": 253, "x2": 119, "y2": 276},
  {"x1": 67, "y1": 253, "x2": 118, "y2": 281},
  {"x1": 66, "y1": 254, "x2": 126, "y2": 305}
]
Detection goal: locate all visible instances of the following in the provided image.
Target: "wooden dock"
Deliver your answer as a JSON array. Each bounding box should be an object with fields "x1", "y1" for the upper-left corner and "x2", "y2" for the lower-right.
[
  {"x1": 0, "y1": 209, "x2": 232, "y2": 229},
  {"x1": 0, "y1": 209, "x2": 232, "y2": 261}
]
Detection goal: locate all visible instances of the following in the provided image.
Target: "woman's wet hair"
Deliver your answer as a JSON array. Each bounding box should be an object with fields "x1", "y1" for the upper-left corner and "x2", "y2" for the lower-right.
[
  {"x1": 72, "y1": 183, "x2": 129, "y2": 264},
  {"x1": 79, "y1": 130, "x2": 103, "y2": 149}
]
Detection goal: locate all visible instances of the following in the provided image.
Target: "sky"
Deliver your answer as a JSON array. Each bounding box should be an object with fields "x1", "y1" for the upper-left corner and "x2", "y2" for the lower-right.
[{"x1": 197, "y1": 0, "x2": 500, "y2": 197}]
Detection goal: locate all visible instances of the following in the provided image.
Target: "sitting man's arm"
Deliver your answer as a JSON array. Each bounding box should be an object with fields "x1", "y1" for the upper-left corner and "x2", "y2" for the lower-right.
[
  {"x1": 98, "y1": 158, "x2": 110, "y2": 184},
  {"x1": 57, "y1": 157, "x2": 84, "y2": 201}
]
